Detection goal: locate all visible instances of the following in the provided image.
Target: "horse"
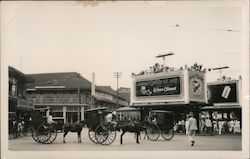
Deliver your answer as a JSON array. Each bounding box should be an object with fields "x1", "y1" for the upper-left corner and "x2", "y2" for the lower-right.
[
  {"x1": 119, "y1": 121, "x2": 144, "y2": 144},
  {"x1": 63, "y1": 120, "x2": 85, "y2": 143}
]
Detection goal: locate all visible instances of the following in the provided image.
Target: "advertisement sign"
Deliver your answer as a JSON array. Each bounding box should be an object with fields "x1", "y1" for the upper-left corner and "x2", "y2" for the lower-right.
[
  {"x1": 131, "y1": 71, "x2": 185, "y2": 104},
  {"x1": 207, "y1": 80, "x2": 239, "y2": 104},
  {"x1": 136, "y1": 77, "x2": 181, "y2": 97},
  {"x1": 188, "y1": 71, "x2": 206, "y2": 102},
  {"x1": 131, "y1": 69, "x2": 207, "y2": 106}
]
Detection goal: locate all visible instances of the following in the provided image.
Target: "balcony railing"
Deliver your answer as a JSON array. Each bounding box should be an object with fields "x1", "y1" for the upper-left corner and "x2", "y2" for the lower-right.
[{"x1": 17, "y1": 98, "x2": 34, "y2": 110}]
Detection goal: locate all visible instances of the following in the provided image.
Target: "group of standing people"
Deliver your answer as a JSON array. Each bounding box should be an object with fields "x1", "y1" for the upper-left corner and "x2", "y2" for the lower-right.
[{"x1": 201, "y1": 118, "x2": 241, "y2": 135}]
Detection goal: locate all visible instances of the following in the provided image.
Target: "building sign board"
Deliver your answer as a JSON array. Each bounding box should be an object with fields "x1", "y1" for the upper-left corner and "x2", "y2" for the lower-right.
[
  {"x1": 207, "y1": 80, "x2": 239, "y2": 105},
  {"x1": 188, "y1": 70, "x2": 206, "y2": 102},
  {"x1": 136, "y1": 77, "x2": 181, "y2": 97},
  {"x1": 131, "y1": 69, "x2": 207, "y2": 106}
]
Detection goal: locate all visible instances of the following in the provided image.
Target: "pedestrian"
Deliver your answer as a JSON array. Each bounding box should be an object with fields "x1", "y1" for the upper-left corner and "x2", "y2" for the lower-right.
[
  {"x1": 181, "y1": 118, "x2": 185, "y2": 134},
  {"x1": 205, "y1": 117, "x2": 212, "y2": 135},
  {"x1": 229, "y1": 119, "x2": 235, "y2": 133},
  {"x1": 234, "y1": 119, "x2": 241, "y2": 133},
  {"x1": 218, "y1": 119, "x2": 224, "y2": 135},
  {"x1": 213, "y1": 120, "x2": 218, "y2": 132},
  {"x1": 185, "y1": 115, "x2": 189, "y2": 134},
  {"x1": 186, "y1": 112, "x2": 198, "y2": 146}
]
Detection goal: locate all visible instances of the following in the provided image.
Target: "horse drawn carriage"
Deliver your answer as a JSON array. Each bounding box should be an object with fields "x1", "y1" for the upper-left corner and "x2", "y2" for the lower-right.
[
  {"x1": 30, "y1": 108, "x2": 58, "y2": 144},
  {"x1": 145, "y1": 110, "x2": 175, "y2": 141},
  {"x1": 85, "y1": 107, "x2": 117, "y2": 145},
  {"x1": 84, "y1": 107, "x2": 175, "y2": 145}
]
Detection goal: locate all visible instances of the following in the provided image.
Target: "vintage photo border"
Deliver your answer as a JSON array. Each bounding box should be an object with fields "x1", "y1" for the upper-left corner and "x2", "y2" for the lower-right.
[{"x1": 1, "y1": 0, "x2": 249, "y2": 159}]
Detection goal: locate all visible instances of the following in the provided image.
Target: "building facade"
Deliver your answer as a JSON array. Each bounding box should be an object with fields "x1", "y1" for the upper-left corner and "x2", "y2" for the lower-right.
[
  {"x1": 25, "y1": 72, "x2": 129, "y2": 124},
  {"x1": 8, "y1": 66, "x2": 34, "y2": 133}
]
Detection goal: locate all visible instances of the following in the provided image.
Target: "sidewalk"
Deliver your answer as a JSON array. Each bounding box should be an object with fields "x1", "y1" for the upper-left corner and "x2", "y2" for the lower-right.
[{"x1": 175, "y1": 131, "x2": 242, "y2": 136}]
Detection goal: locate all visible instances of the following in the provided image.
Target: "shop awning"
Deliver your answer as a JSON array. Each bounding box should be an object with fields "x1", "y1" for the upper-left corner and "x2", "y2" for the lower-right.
[
  {"x1": 116, "y1": 107, "x2": 137, "y2": 112},
  {"x1": 201, "y1": 105, "x2": 241, "y2": 110}
]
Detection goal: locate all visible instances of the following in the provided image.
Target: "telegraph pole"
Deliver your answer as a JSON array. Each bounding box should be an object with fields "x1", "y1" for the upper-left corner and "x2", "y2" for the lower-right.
[
  {"x1": 76, "y1": 73, "x2": 81, "y2": 122},
  {"x1": 156, "y1": 52, "x2": 174, "y2": 66},
  {"x1": 114, "y1": 72, "x2": 122, "y2": 109},
  {"x1": 209, "y1": 66, "x2": 229, "y2": 80}
]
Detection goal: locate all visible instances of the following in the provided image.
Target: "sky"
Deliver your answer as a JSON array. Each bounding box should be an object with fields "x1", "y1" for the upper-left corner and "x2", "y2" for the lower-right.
[{"x1": 1, "y1": 1, "x2": 244, "y2": 90}]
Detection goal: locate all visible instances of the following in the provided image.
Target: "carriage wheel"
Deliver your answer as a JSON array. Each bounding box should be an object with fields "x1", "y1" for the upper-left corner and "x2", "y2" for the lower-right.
[
  {"x1": 88, "y1": 129, "x2": 99, "y2": 144},
  {"x1": 31, "y1": 127, "x2": 40, "y2": 143},
  {"x1": 100, "y1": 129, "x2": 116, "y2": 145},
  {"x1": 161, "y1": 129, "x2": 174, "y2": 140},
  {"x1": 44, "y1": 126, "x2": 57, "y2": 144},
  {"x1": 146, "y1": 124, "x2": 160, "y2": 141},
  {"x1": 36, "y1": 124, "x2": 51, "y2": 144},
  {"x1": 95, "y1": 125, "x2": 108, "y2": 144},
  {"x1": 22, "y1": 127, "x2": 29, "y2": 136}
]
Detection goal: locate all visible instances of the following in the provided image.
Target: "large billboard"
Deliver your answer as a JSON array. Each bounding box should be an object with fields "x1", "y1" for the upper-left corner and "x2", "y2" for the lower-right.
[
  {"x1": 131, "y1": 69, "x2": 207, "y2": 106},
  {"x1": 136, "y1": 77, "x2": 181, "y2": 97},
  {"x1": 207, "y1": 80, "x2": 240, "y2": 105},
  {"x1": 131, "y1": 70, "x2": 185, "y2": 105}
]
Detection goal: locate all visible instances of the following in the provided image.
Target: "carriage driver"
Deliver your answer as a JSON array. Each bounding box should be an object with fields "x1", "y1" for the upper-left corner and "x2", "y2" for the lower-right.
[
  {"x1": 105, "y1": 111, "x2": 117, "y2": 128},
  {"x1": 47, "y1": 112, "x2": 56, "y2": 125}
]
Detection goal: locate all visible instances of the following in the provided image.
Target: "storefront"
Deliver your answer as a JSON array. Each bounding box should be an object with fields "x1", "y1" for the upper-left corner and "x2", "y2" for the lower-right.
[
  {"x1": 8, "y1": 66, "x2": 34, "y2": 133},
  {"x1": 201, "y1": 79, "x2": 242, "y2": 133}
]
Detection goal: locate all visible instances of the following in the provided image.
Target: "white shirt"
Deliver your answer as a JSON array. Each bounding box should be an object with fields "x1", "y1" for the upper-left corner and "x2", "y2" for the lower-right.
[
  {"x1": 205, "y1": 119, "x2": 212, "y2": 127},
  {"x1": 105, "y1": 113, "x2": 113, "y2": 123},
  {"x1": 47, "y1": 115, "x2": 54, "y2": 124}
]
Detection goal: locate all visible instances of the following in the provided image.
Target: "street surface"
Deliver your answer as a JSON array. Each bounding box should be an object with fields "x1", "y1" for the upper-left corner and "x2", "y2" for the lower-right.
[{"x1": 8, "y1": 128, "x2": 241, "y2": 151}]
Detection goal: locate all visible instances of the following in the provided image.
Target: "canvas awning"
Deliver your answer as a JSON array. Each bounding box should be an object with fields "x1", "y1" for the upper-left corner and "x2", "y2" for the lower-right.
[
  {"x1": 201, "y1": 105, "x2": 241, "y2": 110},
  {"x1": 116, "y1": 107, "x2": 137, "y2": 112}
]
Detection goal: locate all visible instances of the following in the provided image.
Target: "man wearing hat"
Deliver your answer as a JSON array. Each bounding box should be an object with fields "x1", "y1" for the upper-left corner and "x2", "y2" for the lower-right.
[
  {"x1": 105, "y1": 111, "x2": 118, "y2": 128},
  {"x1": 186, "y1": 112, "x2": 198, "y2": 146}
]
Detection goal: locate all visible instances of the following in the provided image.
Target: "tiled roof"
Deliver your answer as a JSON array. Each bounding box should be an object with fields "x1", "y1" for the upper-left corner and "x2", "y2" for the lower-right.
[
  {"x1": 25, "y1": 72, "x2": 129, "y2": 101},
  {"x1": 96, "y1": 86, "x2": 117, "y2": 96},
  {"x1": 26, "y1": 72, "x2": 91, "y2": 90},
  {"x1": 96, "y1": 86, "x2": 129, "y2": 100},
  {"x1": 9, "y1": 66, "x2": 34, "y2": 82}
]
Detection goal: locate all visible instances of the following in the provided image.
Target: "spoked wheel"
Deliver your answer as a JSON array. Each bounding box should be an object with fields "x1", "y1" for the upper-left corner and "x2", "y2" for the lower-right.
[
  {"x1": 88, "y1": 129, "x2": 99, "y2": 144},
  {"x1": 161, "y1": 128, "x2": 174, "y2": 140},
  {"x1": 31, "y1": 127, "x2": 40, "y2": 143},
  {"x1": 22, "y1": 127, "x2": 29, "y2": 136},
  {"x1": 36, "y1": 124, "x2": 51, "y2": 144},
  {"x1": 146, "y1": 124, "x2": 160, "y2": 141},
  {"x1": 44, "y1": 126, "x2": 57, "y2": 144},
  {"x1": 101, "y1": 129, "x2": 116, "y2": 145},
  {"x1": 95, "y1": 125, "x2": 108, "y2": 144}
]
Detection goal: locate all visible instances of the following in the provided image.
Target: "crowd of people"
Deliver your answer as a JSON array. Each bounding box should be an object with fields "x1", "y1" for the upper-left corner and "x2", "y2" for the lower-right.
[
  {"x1": 200, "y1": 118, "x2": 241, "y2": 135},
  {"x1": 174, "y1": 116, "x2": 241, "y2": 135}
]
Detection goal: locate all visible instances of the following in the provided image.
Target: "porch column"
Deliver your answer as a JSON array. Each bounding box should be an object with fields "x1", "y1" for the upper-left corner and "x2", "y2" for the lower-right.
[
  {"x1": 81, "y1": 106, "x2": 84, "y2": 121},
  {"x1": 63, "y1": 106, "x2": 66, "y2": 124}
]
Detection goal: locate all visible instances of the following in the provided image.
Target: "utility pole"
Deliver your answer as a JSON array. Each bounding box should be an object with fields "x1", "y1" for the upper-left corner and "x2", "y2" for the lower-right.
[
  {"x1": 114, "y1": 72, "x2": 122, "y2": 110},
  {"x1": 76, "y1": 73, "x2": 81, "y2": 122},
  {"x1": 209, "y1": 66, "x2": 229, "y2": 80},
  {"x1": 156, "y1": 52, "x2": 174, "y2": 67}
]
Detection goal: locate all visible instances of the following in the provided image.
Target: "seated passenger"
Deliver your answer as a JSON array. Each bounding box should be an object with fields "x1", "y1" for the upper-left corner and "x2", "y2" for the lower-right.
[{"x1": 105, "y1": 111, "x2": 117, "y2": 128}]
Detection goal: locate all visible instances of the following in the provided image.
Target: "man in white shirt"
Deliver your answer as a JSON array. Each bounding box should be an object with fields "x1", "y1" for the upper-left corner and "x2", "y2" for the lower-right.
[
  {"x1": 47, "y1": 112, "x2": 55, "y2": 125},
  {"x1": 186, "y1": 112, "x2": 198, "y2": 146},
  {"x1": 105, "y1": 111, "x2": 117, "y2": 128}
]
